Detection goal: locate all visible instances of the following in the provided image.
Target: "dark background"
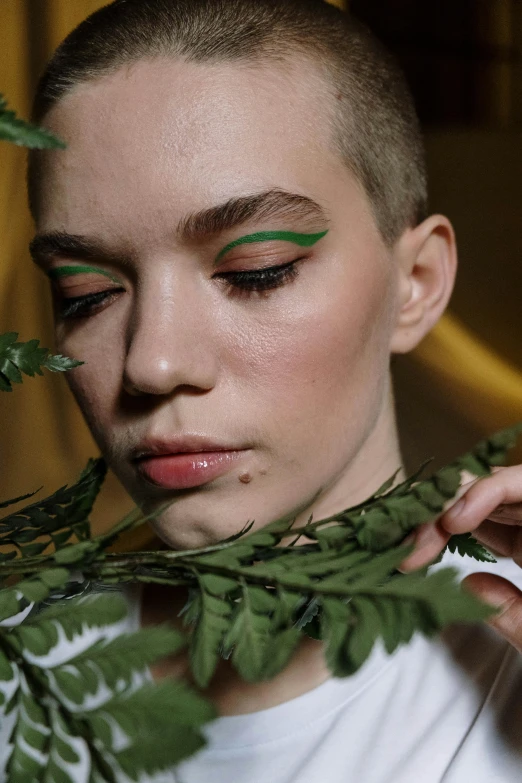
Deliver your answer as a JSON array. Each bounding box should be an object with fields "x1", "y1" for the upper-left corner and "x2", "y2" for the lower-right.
[{"x1": 350, "y1": 0, "x2": 522, "y2": 469}]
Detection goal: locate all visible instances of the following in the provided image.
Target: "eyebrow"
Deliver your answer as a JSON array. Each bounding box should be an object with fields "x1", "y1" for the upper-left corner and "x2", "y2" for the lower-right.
[
  {"x1": 29, "y1": 232, "x2": 125, "y2": 271},
  {"x1": 179, "y1": 188, "x2": 329, "y2": 241},
  {"x1": 29, "y1": 188, "x2": 330, "y2": 270}
]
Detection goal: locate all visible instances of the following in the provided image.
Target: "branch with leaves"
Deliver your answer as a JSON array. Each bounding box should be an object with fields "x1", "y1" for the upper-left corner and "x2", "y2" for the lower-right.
[{"x1": 1, "y1": 423, "x2": 520, "y2": 782}]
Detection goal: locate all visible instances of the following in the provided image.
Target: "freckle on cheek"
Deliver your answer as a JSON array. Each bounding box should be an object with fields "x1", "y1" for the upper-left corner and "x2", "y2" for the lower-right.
[{"x1": 239, "y1": 472, "x2": 252, "y2": 484}]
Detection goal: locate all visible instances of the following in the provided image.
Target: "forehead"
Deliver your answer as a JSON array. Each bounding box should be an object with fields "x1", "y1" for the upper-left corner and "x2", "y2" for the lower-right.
[{"x1": 37, "y1": 56, "x2": 361, "y2": 243}]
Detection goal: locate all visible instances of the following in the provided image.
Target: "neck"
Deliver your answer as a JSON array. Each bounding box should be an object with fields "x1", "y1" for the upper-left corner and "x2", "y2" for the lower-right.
[{"x1": 140, "y1": 375, "x2": 405, "y2": 715}]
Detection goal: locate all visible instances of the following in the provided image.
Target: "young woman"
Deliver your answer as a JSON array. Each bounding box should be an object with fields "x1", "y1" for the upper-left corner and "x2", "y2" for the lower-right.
[{"x1": 11, "y1": 1, "x2": 522, "y2": 780}]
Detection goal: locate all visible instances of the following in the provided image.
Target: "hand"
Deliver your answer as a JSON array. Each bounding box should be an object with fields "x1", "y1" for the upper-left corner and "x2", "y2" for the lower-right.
[{"x1": 400, "y1": 465, "x2": 522, "y2": 653}]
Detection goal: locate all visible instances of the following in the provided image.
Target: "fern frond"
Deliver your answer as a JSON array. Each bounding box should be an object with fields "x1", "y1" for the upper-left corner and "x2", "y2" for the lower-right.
[
  {"x1": 50, "y1": 625, "x2": 186, "y2": 697},
  {"x1": 0, "y1": 421, "x2": 519, "y2": 781},
  {"x1": 347, "y1": 422, "x2": 522, "y2": 552},
  {"x1": 1, "y1": 594, "x2": 213, "y2": 781},
  {"x1": 446, "y1": 532, "x2": 497, "y2": 563},
  {"x1": 14, "y1": 593, "x2": 129, "y2": 656},
  {"x1": 0, "y1": 332, "x2": 82, "y2": 393},
  {"x1": 0, "y1": 458, "x2": 106, "y2": 561}
]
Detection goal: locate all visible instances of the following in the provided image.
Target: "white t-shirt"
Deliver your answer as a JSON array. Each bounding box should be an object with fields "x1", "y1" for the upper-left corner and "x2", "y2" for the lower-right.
[{"x1": 1, "y1": 550, "x2": 522, "y2": 783}]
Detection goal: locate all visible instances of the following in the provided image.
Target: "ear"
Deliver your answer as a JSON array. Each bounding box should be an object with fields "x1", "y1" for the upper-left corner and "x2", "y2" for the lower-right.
[{"x1": 390, "y1": 214, "x2": 458, "y2": 354}]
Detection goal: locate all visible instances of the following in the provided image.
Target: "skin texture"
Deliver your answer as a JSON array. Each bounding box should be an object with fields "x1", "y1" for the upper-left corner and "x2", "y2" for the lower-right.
[{"x1": 32, "y1": 55, "x2": 459, "y2": 712}]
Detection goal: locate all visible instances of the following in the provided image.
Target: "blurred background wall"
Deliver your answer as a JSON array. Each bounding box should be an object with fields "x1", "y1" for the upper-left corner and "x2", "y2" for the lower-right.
[{"x1": 0, "y1": 0, "x2": 521, "y2": 547}]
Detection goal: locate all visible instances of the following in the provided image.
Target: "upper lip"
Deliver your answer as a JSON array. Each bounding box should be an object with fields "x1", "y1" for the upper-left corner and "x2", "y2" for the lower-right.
[{"x1": 132, "y1": 435, "x2": 245, "y2": 462}]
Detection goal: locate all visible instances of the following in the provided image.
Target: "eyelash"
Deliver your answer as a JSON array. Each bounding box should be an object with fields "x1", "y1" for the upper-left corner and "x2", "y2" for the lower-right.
[
  {"x1": 55, "y1": 260, "x2": 301, "y2": 319},
  {"x1": 56, "y1": 289, "x2": 123, "y2": 320},
  {"x1": 216, "y1": 259, "x2": 300, "y2": 296}
]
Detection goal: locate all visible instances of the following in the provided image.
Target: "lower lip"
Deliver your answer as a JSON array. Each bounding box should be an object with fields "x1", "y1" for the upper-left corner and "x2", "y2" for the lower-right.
[{"x1": 136, "y1": 450, "x2": 247, "y2": 490}]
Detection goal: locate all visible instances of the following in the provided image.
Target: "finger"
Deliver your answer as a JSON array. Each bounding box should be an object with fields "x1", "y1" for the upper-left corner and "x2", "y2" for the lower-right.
[
  {"x1": 398, "y1": 472, "x2": 489, "y2": 573},
  {"x1": 487, "y1": 504, "x2": 522, "y2": 524},
  {"x1": 440, "y1": 466, "x2": 522, "y2": 535},
  {"x1": 475, "y1": 520, "x2": 522, "y2": 567},
  {"x1": 462, "y1": 572, "x2": 522, "y2": 654},
  {"x1": 472, "y1": 519, "x2": 515, "y2": 558},
  {"x1": 398, "y1": 519, "x2": 451, "y2": 572}
]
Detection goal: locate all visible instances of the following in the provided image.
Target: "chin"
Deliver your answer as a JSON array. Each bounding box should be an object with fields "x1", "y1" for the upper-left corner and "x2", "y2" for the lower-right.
[
  {"x1": 149, "y1": 513, "x2": 238, "y2": 551},
  {"x1": 127, "y1": 468, "x2": 321, "y2": 551}
]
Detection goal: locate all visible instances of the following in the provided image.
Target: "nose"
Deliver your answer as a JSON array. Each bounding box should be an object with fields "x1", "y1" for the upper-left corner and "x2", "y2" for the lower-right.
[{"x1": 122, "y1": 274, "x2": 219, "y2": 397}]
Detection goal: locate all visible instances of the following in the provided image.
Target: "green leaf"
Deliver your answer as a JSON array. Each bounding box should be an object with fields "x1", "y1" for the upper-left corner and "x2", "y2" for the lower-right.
[
  {"x1": 39, "y1": 568, "x2": 71, "y2": 588},
  {"x1": 0, "y1": 334, "x2": 82, "y2": 393},
  {"x1": 0, "y1": 588, "x2": 23, "y2": 621},
  {"x1": 54, "y1": 626, "x2": 186, "y2": 694},
  {"x1": 411, "y1": 481, "x2": 446, "y2": 511},
  {"x1": 374, "y1": 567, "x2": 495, "y2": 627},
  {"x1": 114, "y1": 729, "x2": 205, "y2": 778},
  {"x1": 195, "y1": 543, "x2": 256, "y2": 567},
  {"x1": 45, "y1": 756, "x2": 77, "y2": 783},
  {"x1": 373, "y1": 467, "x2": 402, "y2": 497},
  {"x1": 17, "y1": 625, "x2": 56, "y2": 656},
  {"x1": 0, "y1": 332, "x2": 18, "y2": 352},
  {"x1": 6, "y1": 690, "x2": 51, "y2": 782},
  {"x1": 0, "y1": 648, "x2": 14, "y2": 681},
  {"x1": 0, "y1": 94, "x2": 66, "y2": 149},
  {"x1": 447, "y1": 533, "x2": 497, "y2": 563},
  {"x1": 0, "y1": 458, "x2": 106, "y2": 556},
  {"x1": 259, "y1": 627, "x2": 301, "y2": 679},
  {"x1": 189, "y1": 589, "x2": 232, "y2": 687},
  {"x1": 54, "y1": 540, "x2": 98, "y2": 564},
  {"x1": 17, "y1": 578, "x2": 52, "y2": 604},
  {"x1": 344, "y1": 596, "x2": 382, "y2": 674},
  {"x1": 16, "y1": 593, "x2": 129, "y2": 658},
  {"x1": 314, "y1": 524, "x2": 356, "y2": 549},
  {"x1": 320, "y1": 598, "x2": 353, "y2": 676},
  {"x1": 246, "y1": 586, "x2": 278, "y2": 614},
  {"x1": 85, "y1": 679, "x2": 215, "y2": 774},
  {"x1": 355, "y1": 509, "x2": 404, "y2": 551},
  {"x1": 43, "y1": 354, "x2": 83, "y2": 372},
  {"x1": 199, "y1": 573, "x2": 237, "y2": 596},
  {"x1": 222, "y1": 595, "x2": 273, "y2": 682}
]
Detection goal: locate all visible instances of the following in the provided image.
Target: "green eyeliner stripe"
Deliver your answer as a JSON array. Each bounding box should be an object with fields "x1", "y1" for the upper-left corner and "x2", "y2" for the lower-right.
[
  {"x1": 215, "y1": 229, "x2": 328, "y2": 262},
  {"x1": 47, "y1": 265, "x2": 121, "y2": 284}
]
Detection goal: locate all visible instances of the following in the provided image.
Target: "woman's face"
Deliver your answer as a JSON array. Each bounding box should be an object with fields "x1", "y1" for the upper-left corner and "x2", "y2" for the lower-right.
[{"x1": 32, "y1": 57, "x2": 402, "y2": 548}]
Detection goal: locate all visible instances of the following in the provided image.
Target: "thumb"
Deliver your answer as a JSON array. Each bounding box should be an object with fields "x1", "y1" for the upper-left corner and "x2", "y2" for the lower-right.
[{"x1": 462, "y1": 573, "x2": 522, "y2": 654}]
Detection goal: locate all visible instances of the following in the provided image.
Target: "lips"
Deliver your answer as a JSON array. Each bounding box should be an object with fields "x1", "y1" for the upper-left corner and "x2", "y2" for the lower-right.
[
  {"x1": 136, "y1": 449, "x2": 247, "y2": 490},
  {"x1": 132, "y1": 436, "x2": 249, "y2": 490}
]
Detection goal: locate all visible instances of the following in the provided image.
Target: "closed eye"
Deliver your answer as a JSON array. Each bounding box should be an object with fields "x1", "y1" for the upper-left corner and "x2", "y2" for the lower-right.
[
  {"x1": 214, "y1": 259, "x2": 301, "y2": 296},
  {"x1": 54, "y1": 258, "x2": 302, "y2": 318},
  {"x1": 55, "y1": 288, "x2": 125, "y2": 319}
]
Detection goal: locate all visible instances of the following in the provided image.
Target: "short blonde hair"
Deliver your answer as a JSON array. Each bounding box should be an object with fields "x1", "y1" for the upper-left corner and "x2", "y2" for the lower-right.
[{"x1": 28, "y1": 0, "x2": 427, "y2": 245}]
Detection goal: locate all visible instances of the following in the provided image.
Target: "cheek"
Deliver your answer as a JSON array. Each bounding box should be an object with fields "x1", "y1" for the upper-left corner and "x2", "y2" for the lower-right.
[
  {"x1": 65, "y1": 369, "x2": 116, "y2": 447},
  {"x1": 58, "y1": 325, "x2": 125, "y2": 446},
  {"x1": 223, "y1": 257, "x2": 394, "y2": 417}
]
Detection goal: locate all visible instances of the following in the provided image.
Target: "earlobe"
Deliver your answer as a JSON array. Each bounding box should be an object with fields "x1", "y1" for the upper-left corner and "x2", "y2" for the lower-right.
[{"x1": 390, "y1": 214, "x2": 458, "y2": 354}]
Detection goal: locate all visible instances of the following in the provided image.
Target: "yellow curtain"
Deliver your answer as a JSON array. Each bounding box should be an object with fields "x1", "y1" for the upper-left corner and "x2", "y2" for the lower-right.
[{"x1": 1, "y1": 0, "x2": 521, "y2": 551}]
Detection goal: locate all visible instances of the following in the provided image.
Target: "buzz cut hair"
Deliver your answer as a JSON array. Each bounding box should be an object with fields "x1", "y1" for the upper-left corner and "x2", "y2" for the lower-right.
[{"x1": 28, "y1": 0, "x2": 428, "y2": 245}]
